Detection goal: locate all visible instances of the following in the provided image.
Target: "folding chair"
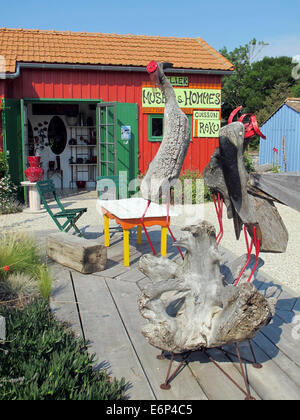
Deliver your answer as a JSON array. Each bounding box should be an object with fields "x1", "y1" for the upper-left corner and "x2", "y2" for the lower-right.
[{"x1": 36, "y1": 180, "x2": 87, "y2": 236}]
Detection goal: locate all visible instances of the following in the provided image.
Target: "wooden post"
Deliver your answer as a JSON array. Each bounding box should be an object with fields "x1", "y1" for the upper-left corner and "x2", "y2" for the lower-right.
[
  {"x1": 282, "y1": 136, "x2": 287, "y2": 173},
  {"x1": 104, "y1": 214, "x2": 110, "y2": 247},
  {"x1": 123, "y1": 229, "x2": 130, "y2": 267},
  {"x1": 161, "y1": 226, "x2": 168, "y2": 257},
  {"x1": 137, "y1": 225, "x2": 142, "y2": 245}
]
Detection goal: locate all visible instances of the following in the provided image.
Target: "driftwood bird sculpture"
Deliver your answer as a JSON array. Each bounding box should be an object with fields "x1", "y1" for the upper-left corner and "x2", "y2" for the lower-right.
[
  {"x1": 139, "y1": 61, "x2": 191, "y2": 256},
  {"x1": 203, "y1": 112, "x2": 289, "y2": 285},
  {"x1": 140, "y1": 61, "x2": 190, "y2": 203}
]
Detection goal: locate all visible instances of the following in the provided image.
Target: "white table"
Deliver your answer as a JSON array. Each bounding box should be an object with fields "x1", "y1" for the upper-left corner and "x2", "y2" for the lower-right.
[{"x1": 97, "y1": 198, "x2": 177, "y2": 266}]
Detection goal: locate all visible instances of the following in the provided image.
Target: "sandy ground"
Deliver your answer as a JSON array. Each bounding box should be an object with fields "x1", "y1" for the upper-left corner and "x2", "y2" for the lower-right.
[{"x1": 1, "y1": 190, "x2": 299, "y2": 295}]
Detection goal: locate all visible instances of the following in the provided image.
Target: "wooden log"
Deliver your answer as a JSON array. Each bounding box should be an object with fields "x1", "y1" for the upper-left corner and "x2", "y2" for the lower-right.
[
  {"x1": 250, "y1": 172, "x2": 300, "y2": 212},
  {"x1": 46, "y1": 233, "x2": 107, "y2": 274}
]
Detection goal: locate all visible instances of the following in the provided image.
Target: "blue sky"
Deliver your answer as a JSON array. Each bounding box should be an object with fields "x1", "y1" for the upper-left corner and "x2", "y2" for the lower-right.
[{"x1": 1, "y1": 0, "x2": 300, "y2": 59}]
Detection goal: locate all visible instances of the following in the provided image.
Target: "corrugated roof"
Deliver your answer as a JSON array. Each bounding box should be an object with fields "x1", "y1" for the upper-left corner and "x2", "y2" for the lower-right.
[
  {"x1": 285, "y1": 98, "x2": 300, "y2": 113},
  {"x1": 0, "y1": 27, "x2": 234, "y2": 74},
  {"x1": 262, "y1": 98, "x2": 300, "y2": 126}
]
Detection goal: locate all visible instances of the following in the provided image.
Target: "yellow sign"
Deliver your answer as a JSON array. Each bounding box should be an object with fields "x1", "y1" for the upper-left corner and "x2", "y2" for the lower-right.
[
  {"x1": 142, "y1": 88, "x2": 221, "y2": 109},
  {"x1": 167, "y1": 76, "x2": 189, "y2": 86},
  {"x1": 193, "y1": 110, "x2": 220, "y2": 138}
]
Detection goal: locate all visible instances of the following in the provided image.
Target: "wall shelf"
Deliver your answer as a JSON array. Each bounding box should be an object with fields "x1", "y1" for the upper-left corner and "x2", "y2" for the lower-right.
[{"x1": 68, "y1": 126, "x2": 97, "y2": 188}]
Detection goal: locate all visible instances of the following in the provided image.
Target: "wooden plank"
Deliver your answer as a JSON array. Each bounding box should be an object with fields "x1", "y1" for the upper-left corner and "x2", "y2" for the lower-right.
[
  {"x1": 71, "y1": 273, "x2": 155, "y2": 400},
  {"x1": 225, "y1": 340, "x2": 300, "y2": 400},
  {"x1": 49, "y1": 263, "x2": 83, "y2": 337},
  {"x1": 250, "y1": 173, "x2": 300, "y2": 212},
  {"x1": 187, "y1": 347, "x2": 260, "y2": 400},
  {"x1": 106, "y1": 278, "x2": 208, "y2": 400},
  {"x1": 253, "y1": 332, "x2": 300, "y2": 388},
  {"x1": 260, "y1": 315, "x2": 300, "y2": 367}
]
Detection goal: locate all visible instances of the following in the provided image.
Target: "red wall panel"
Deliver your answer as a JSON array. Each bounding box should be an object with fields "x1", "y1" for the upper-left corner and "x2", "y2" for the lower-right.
[{"x1": 5, "y1": 68, "x2": 222, "y2": 174}]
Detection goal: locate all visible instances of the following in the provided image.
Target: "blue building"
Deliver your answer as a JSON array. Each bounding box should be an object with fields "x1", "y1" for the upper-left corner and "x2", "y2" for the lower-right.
[{"x1": 259, "y1": 98, "x2": 300, "y2": 172}]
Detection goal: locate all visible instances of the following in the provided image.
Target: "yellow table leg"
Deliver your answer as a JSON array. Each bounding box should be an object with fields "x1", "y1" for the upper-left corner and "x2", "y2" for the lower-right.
[
  {"x1": 161, "y1": 226, "x2": 168, "y2": 257},
  {"x1": 137, "y1": 225, "x2": 142, "y2": 245},
  {"x1": 104, "y1": 214, "x2": 110, "y2": 247},
  {"x1": 123, "y1": 229, "x2": 130, "y2": 267}
]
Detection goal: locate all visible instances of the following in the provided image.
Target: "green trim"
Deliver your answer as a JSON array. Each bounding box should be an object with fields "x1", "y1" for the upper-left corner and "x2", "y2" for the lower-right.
[
  {"x1": 20, "y1": 99, "x2": 26, "y2": 180},
  {"x1": 148, "y1": 114, "x2": 164, "y2": 142},
  {"x1": 1, "y1": 98, "x2": 7, "y2": 155},
  {"x1": 24, "y1": 98, "x2": 102, "y2": 104},
  {"x1": 148, "y1": 114, "x2": 192, "y2": 143}
]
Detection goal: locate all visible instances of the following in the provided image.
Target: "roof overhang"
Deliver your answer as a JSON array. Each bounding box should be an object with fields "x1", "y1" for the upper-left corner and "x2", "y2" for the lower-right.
[{"x1": 3, "y1": 61, "x2": 234, "y2": 79}]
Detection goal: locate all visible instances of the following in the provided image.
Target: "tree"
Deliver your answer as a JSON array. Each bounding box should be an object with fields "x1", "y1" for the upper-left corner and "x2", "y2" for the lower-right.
[
  {"x1": 220, "y1": 39, "x2": 268, "y2": 120},
  {"x1": 220, "y1": 41, "x2": 297, "y2": 120},
  {"x1": 255, "y1": 81, "x2": 292, "y2": 125},
  {"x1": 241, "y1": 56, "x2": 295, "y2": 114}
]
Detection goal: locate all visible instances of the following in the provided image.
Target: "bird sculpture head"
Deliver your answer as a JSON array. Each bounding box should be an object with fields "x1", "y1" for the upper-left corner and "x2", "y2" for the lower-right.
[
  {"x1": 228, "y1": 106, "x2": 266, "y2": 141},
  {"x1": 146, "y1": 61, "x2": 174, "y2": 87}
]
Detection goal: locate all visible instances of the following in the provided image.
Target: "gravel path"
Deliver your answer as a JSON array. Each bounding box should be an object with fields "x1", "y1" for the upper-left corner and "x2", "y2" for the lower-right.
[{"x1": 1, "y1": 191, "x2": 299, "y2": 295}]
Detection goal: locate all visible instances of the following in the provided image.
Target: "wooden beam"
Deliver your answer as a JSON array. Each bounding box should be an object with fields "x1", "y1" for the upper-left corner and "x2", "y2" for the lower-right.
[
  {"x1": 250, "y1": 173, "x2": 300, "y2": 212},
  {"x1": 46, "y1": 232, "x2": 107, "y2": 274}
]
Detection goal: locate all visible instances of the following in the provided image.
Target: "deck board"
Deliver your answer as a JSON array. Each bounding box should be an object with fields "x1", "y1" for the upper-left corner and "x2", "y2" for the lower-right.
[
  {"x1": 105, "y1": 278, "x2": 208, "y2": 400},
  {"x1": 186, "y1": 347, "x2": 261, "y2": 400},
  {"x1": 68, "y1": 273, "x2": 155, "y2": 400},
  {"x1": 49, "y1": 234, "x2": 300, "y2": 401},
  {"x1": 225, "y1": 340, "x2": 300, "y2": 400}
]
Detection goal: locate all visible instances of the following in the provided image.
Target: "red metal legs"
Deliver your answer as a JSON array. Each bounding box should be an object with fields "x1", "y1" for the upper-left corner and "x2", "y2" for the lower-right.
[
  {"x1": 212, "y1": 194, "x2": 261, "y2": 286},
  {"x1": 141, "y1": 199, "x2": 156, "y2": 255},
  {"x1": 213, "y1": 193, "x2": 224, "y2": 245},
  {"x1": 141, "y1": 194, "x2": 184, "y2": 259},
  {"x1": 234, "y1": 225, "x2": 260, "y2": 286}
]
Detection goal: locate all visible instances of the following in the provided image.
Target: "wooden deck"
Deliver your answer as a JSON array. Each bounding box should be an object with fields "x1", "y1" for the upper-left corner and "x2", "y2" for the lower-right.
[{"x1": 49, "y1": 229, "x2": 300, "y2": 401}]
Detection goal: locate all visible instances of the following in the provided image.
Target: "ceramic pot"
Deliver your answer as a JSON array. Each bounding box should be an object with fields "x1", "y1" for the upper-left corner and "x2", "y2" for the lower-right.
[
  {"x1": 24, "y1": 156, "x2": 44, "y2": 182},
  {"x1": 76, "y1": 181, "x2": 86, "y2": 189}
]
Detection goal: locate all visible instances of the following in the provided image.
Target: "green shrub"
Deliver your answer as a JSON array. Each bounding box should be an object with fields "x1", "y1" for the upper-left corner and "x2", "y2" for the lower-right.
[
  {"x1": 243, "y1": 153, "x2": 255, "y2": 173},
  {"x1": 0, "y1": 232, "x2": 42, "y2": 280},
  {"x1": 0, "y1": 149, "x2": 9, "y2": 179},
  {"x1": 0, "y1": 175, "x2": 22, "y2": 215},
  {"x1": 0, "y1": 232, "x2": 52, "y2": 302},
  {"x1": 0, "y1": 299, "x2": 127, "y2": 400},
  {"x1": 179, "y1": 170, "x2": 213, "y2": 203},
  {"x1": 0, "y1": 272, "x2": 39, "y2": 305}
]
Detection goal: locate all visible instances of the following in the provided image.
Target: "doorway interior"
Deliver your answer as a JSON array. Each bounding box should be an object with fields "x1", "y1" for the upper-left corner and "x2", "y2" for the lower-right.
[{"x1": 25, "y1": 100, "x2": 98, "y2": 191}]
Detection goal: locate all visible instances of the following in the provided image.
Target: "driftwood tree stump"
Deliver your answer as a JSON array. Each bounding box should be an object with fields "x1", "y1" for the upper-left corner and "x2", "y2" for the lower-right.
[{"x1": 138, "y1": 221, "x2": 277, "y2": 354}]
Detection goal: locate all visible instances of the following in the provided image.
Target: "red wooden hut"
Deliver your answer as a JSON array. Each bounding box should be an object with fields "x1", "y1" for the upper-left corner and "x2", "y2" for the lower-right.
[{"x1": 0, "y1": 28, "x2": 233, "y2": 192}]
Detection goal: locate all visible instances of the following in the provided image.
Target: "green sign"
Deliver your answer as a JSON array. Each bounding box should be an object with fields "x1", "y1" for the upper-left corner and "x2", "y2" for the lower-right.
[
  {"x1": 142, "y1": 88, "x2": 221, "y2": 109},
  {"x1": 167, "y1": 76, "x2": 189, "y2": 86},
  {"x1": 193, "y1": 110, "x2": 220, "y2": 138}
]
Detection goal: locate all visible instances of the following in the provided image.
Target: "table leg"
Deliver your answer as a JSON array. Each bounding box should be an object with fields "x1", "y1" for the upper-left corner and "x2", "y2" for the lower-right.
[
  {"x1": 104, "y1": 215, "x2": 110, "y2": 247},
  {"x1": 161, "y1": 226, "x2": 168, "y2": 257},
  {"x1": 123, "y1": 229, "x2": 130, "y2": 267},
  {"x1": 137, "y1": 225, "x2": 142, "y2": 245}
]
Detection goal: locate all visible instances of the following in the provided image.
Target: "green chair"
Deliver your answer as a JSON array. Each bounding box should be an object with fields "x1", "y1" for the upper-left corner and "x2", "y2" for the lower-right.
[{"x1": 36, "y1": 180, "x2": 87, "y2": 236}]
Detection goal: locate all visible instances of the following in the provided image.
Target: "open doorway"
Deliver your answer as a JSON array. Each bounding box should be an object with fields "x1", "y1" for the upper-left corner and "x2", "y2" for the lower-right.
[{"x1": 25, "y1": 101, "x2": 98, "y2": 191}]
